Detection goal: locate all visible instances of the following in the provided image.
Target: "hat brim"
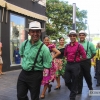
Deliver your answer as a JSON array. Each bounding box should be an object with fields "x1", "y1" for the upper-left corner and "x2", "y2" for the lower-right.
[
  {"x1": 25, "y1": 28, "x2": 45, "y2": 32},
  {"x1": 78, "y1": 33, "x2": 87, "y2": 36},
  {"x1": 67, "y1": 33, "x2": 77, "y2": 37}
]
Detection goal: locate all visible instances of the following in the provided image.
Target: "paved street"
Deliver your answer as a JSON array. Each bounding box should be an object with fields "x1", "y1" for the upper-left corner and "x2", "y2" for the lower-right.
[{"x1": 0, "y1": 67, "x2": 100, "y2": 100}]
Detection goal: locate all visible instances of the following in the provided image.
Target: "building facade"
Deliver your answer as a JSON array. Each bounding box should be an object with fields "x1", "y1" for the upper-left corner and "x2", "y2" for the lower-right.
[{"x1": 0, "y1": 0, "x2": 47, "y2": 71}]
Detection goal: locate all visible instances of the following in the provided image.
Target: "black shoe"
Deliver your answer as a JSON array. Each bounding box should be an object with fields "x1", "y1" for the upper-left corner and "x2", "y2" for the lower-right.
[
  {"x1": 48, "y1": 84, "x2": 52, "y2": 93},
  {"x1": 96, "y1": 84, "x2": 100, "y2": 87},
  {"x1": 94, "y1": 76, "x2": 97, "y2": 79},
  {"x1": 70, "y1": 98, "x2": 75, "y2": 100},
  {"x1": 89, "y1": 87, "x2": 93, "y2": 90},
  {"x1": 54, "y1": 86, "x2": 61, "y2": 90}
]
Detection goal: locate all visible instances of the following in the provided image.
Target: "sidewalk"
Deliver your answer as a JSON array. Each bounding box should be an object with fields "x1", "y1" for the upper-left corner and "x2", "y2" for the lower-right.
[{"x1": 0, "y1": 67, "x2": 100, "y2": 100}]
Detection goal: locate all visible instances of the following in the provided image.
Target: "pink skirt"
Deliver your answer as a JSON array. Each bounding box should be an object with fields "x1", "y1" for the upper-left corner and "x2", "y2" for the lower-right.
[{"x1": 41, "y1": 61, "x2": 57, "y2": 85}]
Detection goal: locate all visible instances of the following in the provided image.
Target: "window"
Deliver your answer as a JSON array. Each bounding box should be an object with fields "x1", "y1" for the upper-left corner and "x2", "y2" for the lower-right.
[{"x1": 10, "y1": 13, "x2": 25, "y2": 66}]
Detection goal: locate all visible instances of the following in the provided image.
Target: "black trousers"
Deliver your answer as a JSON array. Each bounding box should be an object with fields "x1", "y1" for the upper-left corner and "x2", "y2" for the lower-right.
[
  {"x1": 17, "y1": 70, "x2": 43, "y2": 100},
  {"x1": 77, "y1": 59, "x2": 92, "y2": 93},
  {"x1": 64, "y1": 62, "x2": 80, "y2": 99},
  {"x1": 96, "y1": 60, "x2": 100, "y2": 84}
]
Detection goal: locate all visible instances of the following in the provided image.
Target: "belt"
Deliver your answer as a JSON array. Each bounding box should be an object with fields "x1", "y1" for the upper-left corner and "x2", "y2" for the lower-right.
[
  {"x1": 81, "y1": 59, "x2": 91, "y2": 62},
  {"x1": 67, "y1": 61, "x2": 80, "y2": 64},
  {"x1": 22, "y1": 69, "x2": 43, "y2": 73}
]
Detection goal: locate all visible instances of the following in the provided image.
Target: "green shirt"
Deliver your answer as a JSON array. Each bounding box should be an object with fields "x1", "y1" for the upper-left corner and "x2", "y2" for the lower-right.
[
  {"x1": 19, "y1": 40, "x2": 52, "y2": 71},
  {"x1": 79, "y1": 40, "x2": 96, "y2": 59}
]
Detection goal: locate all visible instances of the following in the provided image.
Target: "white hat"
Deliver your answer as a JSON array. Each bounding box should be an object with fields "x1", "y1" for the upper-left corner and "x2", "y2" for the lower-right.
[
  {"x1": 97, "y1": 41, "x2": 100, "y2": 44},
  {"x1": 25, "y1": 21, "x2": 44, "y2": 32},
  {"x1": 68, "y1": 30, "x2": 77, "y2": 36},
  {"x1": 79, "y1": 30, "x2": 87, "y2": 35}
]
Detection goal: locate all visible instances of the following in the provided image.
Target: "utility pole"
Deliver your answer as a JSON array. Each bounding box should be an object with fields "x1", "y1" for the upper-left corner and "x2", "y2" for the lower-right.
[
  {"x1": 72, "y1": 3, "x2": 76, "y2": 30},
  {"x1": 85, "y1": 19, "x2": 90, "y2": 41}
]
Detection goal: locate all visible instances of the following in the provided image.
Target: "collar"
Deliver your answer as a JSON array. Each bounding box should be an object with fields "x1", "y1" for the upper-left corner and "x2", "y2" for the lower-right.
[
  {"x1": 29, "y1": 39, "x2": 41, "y2": 46},
  {"x1": 79, "y1": 40, "x2": 86, "y2": 43},
  {"x1": 69, "y1": 42, "x2": 78, "y2": 46},
  {"x1": 58, "y1": 45, "x2": 65, "y2": 49}
]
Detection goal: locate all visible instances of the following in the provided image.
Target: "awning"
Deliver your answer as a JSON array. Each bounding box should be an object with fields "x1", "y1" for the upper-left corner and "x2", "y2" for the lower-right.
[
  {"x1": 6, "y1": 2, "x2": 48, "y2": 21},
  {"x1": 0, "y1": 0, "x2": 5, "y2": 7}
]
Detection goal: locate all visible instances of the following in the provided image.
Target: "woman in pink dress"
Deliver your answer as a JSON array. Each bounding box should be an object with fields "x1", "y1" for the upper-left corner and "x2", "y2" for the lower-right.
[{"x1": 40, "y1": 36, "x2": 61, "y2": 99}]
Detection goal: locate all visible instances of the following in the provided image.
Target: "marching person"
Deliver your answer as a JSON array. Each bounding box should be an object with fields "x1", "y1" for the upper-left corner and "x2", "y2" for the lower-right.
[
  {"x1": 17, "y1": 21, "x2": 52, "y2": 100},
  {"x1": 40, "y1": 35, "x2": 61, "y2": 99},
  {"x1": 93, "y1": 42, "x2": 100, "y2": 86},
  {"x1": 55, "y1": 37, "x2": 66, "y2": 90},
  {"x1": 64, "y1": 30, "x2": 86, "y2": 100},
  {"x1": 77, "y1": 30, "x2": 96, "y2": 94},
  {"x1": 94, "y1": 42, "x2": 100, "y2": 79}
]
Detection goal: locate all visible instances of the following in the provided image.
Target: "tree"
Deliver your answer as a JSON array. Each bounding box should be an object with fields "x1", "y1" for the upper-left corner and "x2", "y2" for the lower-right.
[
  {"x1": 12, "y1": 26, "x2": 19, "y2": 47},
  {"x1": 13, "y1": 26, "x2": 19, "y2": 37},
  {"x1": 46, "y1": 0, "x2": 87, "y2": 40}
]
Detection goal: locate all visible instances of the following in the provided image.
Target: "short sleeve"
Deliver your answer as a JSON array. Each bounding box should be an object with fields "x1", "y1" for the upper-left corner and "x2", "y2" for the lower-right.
[
  {"x1": 89, "y1": 42, "x2": 96, "y2": 55},
  {"x1": 79, "y1": 44, "x2": 87, "y2": 59},
  {"x1": 48, "y1": 44, "x2": 56, "y2": 51},
  {"x1": 19, "y1": 40, "x2": 28, "y2": 56},
  {"x1": 42, "y1": 45, "x2": 52, "y2": 69}
]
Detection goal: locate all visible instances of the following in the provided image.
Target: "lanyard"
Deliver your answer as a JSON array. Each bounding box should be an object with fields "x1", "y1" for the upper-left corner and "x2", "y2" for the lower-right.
[{"x1": 86, "y1": 41, "x2": 89, "y2": 55}]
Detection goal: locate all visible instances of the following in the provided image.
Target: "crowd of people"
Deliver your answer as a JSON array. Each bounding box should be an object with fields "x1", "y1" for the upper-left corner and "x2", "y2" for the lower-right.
[{"x1": 9, "y1": 21, "x2": 99, "y2": 100}]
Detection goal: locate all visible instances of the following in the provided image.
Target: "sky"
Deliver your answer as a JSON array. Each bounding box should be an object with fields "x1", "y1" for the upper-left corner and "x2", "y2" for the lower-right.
[
  {"x1": 10, "y1": 14, "x2": 25, "y2": 26},
  {"x1": 61, "y1": 0, "x2": 100, "y2": 34}
]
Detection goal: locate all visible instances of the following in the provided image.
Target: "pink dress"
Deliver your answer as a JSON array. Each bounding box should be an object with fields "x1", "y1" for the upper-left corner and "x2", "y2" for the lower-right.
[
  {"x1": 41, "y1": 44, "x2": 57, "y2": 85},
  {"x1": 0, "y1": 42, "x2": 2, "y2": 48}
]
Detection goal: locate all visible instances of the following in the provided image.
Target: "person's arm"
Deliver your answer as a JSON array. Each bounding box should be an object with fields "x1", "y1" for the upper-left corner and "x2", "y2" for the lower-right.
[
  {"x1": 79, "y1": 44, "x2": 87, "y2": 61},
  {"x1": 42, "y1": 46, "x2": 52, "y2": 69},
  {"x1": 0, "y1": 50, "x2": 2, "y2": 56},
  {"x1": 92, "y1": 56, "x2": 96, "y2": 67},
  {"x1": 52, "y1": 48, "x2": 61, "y2": 59},
  {"x1": 64, "y1": 44, "x2": 68, "y2": 60},
  {"x1": 19, "y1": 42, "x2": 25, "y2": 57},
  {"x1": 90, "y1": 43, "x2": 96, "y2": 59}
]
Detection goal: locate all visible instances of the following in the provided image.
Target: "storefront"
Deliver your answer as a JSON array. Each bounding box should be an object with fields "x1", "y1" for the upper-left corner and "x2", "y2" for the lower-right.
[{"x1": 0, "y1": 0, "x2": 47, "y2": 71}]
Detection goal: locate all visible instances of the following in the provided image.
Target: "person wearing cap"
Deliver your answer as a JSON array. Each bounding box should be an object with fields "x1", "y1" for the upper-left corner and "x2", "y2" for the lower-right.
[
  {"x1": 93, "y1": 42, "x2": 100, "y2": 79},
  {"x1": 17, "y1": 21, "x2": 52, "y2": 100},
  {"x1": 77, "y1": 30, "x2": 96, "y2": 94},
  {"x1": 93, "y1": 42, "x2": 100, "y2": 86},
  {"x1": 64, "y1": 30, "x2": 86, "y2": 100}
]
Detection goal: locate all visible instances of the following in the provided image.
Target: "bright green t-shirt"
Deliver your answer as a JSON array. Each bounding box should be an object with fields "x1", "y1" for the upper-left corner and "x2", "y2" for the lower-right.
[{"x1": 19, "y1": 40, "x2": 52, "y2": 71}]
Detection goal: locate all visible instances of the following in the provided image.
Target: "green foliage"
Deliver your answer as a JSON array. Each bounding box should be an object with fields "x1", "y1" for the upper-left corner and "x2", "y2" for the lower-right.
[
  {"x1": 46, "y1": 0, "x2": 87, "y2": 40},
  {"x1": 13, "y1": 26, "x2": 19, "y2": 37}
]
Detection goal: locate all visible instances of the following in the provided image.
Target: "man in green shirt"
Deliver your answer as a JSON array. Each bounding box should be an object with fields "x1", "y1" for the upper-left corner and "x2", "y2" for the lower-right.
[
  {"x1": 77, "y1": 30, "x2": 96, "y2": 94},
  {"x1": 17, "y1": 21, "x2": 52, "y2": 100}
]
